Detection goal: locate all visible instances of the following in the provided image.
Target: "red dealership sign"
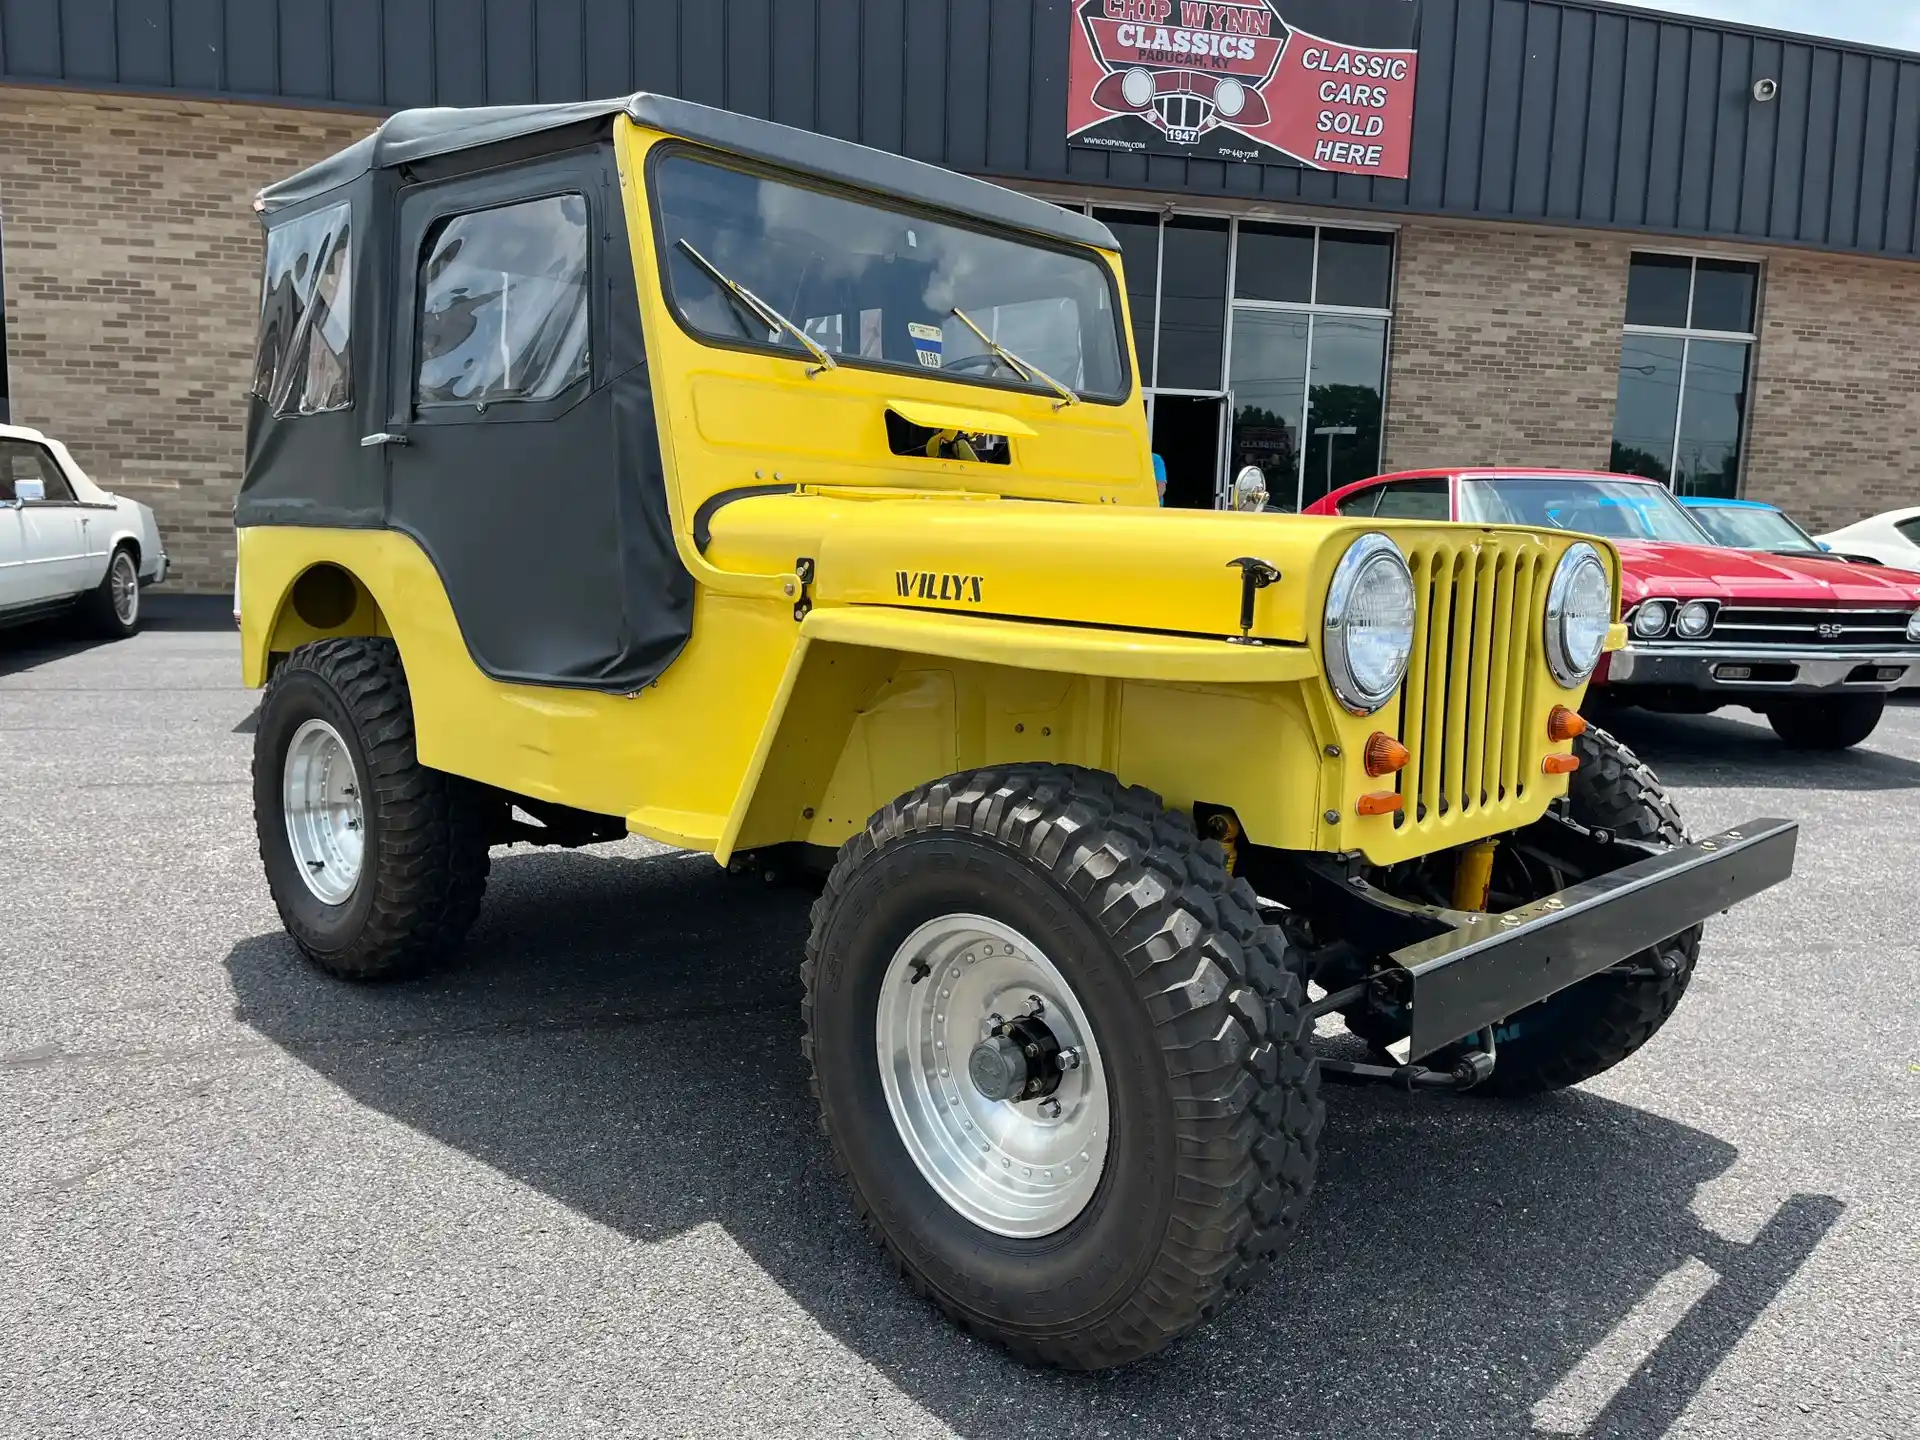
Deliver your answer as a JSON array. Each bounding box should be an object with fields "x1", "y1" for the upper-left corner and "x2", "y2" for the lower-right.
[{"x1": 1067, "y1": 0, "x2": 1421, "y2": 179}]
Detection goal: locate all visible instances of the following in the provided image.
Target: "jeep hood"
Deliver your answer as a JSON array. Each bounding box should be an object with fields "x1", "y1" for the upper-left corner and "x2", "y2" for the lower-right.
[
  {"x1": 702, "y1": 492, "x2": 1590, "y2": 646},
  {"x1": 1615, "y1": 539, "x2": 1920, "y2": 605},
  {"x1": 704, "y1": 493, "x2": 1385, "y2": 644}
]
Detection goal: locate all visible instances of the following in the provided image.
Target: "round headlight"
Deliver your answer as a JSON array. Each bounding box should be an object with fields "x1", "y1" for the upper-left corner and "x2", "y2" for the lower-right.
[
  {"x1": 1214, "y1": 77, "x2": 1247, "y2": 118},
  {"x1": 1121, "y1": 67, "x2": 1155, "y2": 108},
  {"x1": 1907, "y1": 609, "x2": 1920, "y2": 642},
  {"x1": 1325, "y1": 534, "x2": 1416, "y2": 715},
  {"x1": 1676, "y1": 600, "x2": 1716, "y2": 639},
  {"x1": 1631, "y1": 600, "x2": 1672, "y2": 639},
  {"x1": 1546, "y1": 542, "x2": 1613, "y2": 688}
]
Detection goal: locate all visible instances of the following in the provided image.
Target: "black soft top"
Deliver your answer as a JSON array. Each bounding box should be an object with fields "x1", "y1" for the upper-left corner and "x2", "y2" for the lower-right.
[{"x1": 258, "y1": 92, "x2": 1116, "y2": 252}]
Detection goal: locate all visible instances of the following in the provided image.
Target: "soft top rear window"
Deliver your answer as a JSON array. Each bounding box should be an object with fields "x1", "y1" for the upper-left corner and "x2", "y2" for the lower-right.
[
  {"x1": 650, "y1": 152, "x2": 1128, "y2": 403},
  {"x1": 252, "y1": 201, "x2": 352, "y2": 418}
]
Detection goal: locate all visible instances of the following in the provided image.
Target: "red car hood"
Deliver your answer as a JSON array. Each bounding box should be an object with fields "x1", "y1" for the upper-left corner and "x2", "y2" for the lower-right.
[{"x1": 1614, "y1": 540, "x2": 1920, "y2": 605}]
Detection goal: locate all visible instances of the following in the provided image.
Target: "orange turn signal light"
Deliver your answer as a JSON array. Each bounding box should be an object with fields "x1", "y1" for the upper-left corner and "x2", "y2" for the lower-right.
[
  {"x1": 1547, "y1": 706, "x2": 1589, "y2": 742},
  {"x1": 1356, "y1": 791, "x2": 1405, "y2": 817},
  {"x1": 1364, "y1": 732, "x2": 1412, "y2": 777},
  {"x1": 1543, "y1": 753, "x2": 1582, "y2": 776}
]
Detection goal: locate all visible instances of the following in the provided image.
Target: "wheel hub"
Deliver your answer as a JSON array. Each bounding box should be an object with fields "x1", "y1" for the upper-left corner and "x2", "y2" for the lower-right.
[
  {"x1": 967, "y1": 1013, "x2": 1062, "y2": 1103},
  {"x1": 282, "y1": 718, "x2": 365, "y2": 905},
  {"x1": 875, "y1": 915, "x2": 1109, "y2": 1238}
]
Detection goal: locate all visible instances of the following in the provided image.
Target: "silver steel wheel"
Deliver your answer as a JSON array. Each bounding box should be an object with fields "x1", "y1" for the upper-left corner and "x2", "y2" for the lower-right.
[
  {"x1": 282, "y1": 718, "x2": 365, "y2": 905},
  {"x1": 875, "y1": 914, "x2": 1110, "y2": 1238},
  {"x1": 110, "y1": 551, "x2": 138, "y2": 627}
]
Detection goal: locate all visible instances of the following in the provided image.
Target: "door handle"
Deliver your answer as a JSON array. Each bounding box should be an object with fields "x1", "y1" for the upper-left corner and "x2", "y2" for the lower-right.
[{"x1": 360, "y1": 432, "x2": 409, "y2": 448}]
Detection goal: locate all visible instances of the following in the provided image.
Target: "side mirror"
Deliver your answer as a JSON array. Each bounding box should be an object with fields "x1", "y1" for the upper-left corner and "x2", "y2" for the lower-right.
[
  {"x1": 14, "y1": 477, "x2": 45, "y2": 502},
  {"x1": 1231, "y1": 465, "x2": 1269, "y2": 513}
]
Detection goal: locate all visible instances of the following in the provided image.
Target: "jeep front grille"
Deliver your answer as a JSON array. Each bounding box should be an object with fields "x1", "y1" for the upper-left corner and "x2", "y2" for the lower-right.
[
  {"x1": 1393, "y1": 538, "x2": 1552, "y2": 831},
  {"x1": 1705, "y1": 605, "x2": 1919, "y2": 649}
]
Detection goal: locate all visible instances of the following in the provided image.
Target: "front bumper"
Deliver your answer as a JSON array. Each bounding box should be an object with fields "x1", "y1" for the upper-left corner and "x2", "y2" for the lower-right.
[
  {"x1": 1389, "y1": 819, "x2": 1797, "y2": 1058},
  {"x1": 1605, "y1": 643, "x2": 1919, "y2": 695}
]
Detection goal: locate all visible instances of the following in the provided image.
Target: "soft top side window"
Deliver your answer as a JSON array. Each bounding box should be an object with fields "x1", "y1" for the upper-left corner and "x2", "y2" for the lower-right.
[
  {"x1": 414, "y1": 193, "x2": 591, "y2": 409},
  {"x1": 252, "y1": 200, "x2": 353, "y2": 418}
]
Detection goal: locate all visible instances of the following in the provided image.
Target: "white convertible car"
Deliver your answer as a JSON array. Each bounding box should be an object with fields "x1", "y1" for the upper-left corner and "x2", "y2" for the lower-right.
[
  {"x1": 0, "y1": 423, "x2": 168, "y2": 637},
  {"x1": 1818, "y1": 507, "x2": 1920, "y2": 573}
]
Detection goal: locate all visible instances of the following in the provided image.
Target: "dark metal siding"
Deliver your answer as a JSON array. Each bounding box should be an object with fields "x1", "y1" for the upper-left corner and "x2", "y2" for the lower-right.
[{"x1": 3, "y1": 0, "x2": 1918, "y2": 259}]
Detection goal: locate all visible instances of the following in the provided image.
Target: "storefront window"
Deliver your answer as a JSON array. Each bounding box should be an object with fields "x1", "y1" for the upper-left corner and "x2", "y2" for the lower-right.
[
  {"x1": 1233, "y1": 223, "x2": 1313, "y2": 305},
  {"x1": 1227, "y1": 225, "x2": 1394, "y2": 511},
  {"x1": 1304, "y1": 314, "x2": 1388, "y2": 506},
  {"x1": 1093, "y1": 208, "x2": 1162, "y2": 385},
  {"x1": 1156, "y1": 216, "x2": 1229, "y2": 391},
  {"x1": 1225, "y1": 310, "x2": 1308, "y2": 501},
  {"x1": 1611, "y1": 252, "x2": 1759, "y2": 499}
]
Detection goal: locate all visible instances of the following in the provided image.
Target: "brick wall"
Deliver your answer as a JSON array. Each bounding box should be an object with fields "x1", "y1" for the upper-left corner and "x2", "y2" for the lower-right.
[
  {"x1": 1383, "y1": 220, "x2": 1631, "y2": 475},
  {"x1": 1743, "y1": 249, "x2": 1920, "y2": 534},
  {"x1": 0, "y1": 87, "x2": 374, "y2": 591}
]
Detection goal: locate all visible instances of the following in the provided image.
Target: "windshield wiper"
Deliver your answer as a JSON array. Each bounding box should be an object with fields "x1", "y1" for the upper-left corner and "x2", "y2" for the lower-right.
[
  {"x1": 949, "y1": 307, "x2": 1078, "y2": 409},
  {"x1": 675, "y1": 239, "x2": 838, "y2": 376}
]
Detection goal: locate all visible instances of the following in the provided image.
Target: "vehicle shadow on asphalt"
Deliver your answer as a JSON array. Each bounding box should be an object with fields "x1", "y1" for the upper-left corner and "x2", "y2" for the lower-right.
[
  {"x1": 225, "y1": 848, "x2": 1842, "y2": 1438},
  {"x1": 0, "y1": 597, "x2": 231, "y2": 677},
  {"x1": 1596, "y1": 706, "x2": 1920, "y2": 791},
  {"x1": 0, "y1": 630, "x2": 102, "y2": 678}
]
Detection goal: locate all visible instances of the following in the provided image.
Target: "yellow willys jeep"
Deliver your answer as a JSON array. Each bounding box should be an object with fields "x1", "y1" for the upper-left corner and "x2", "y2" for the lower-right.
[{"x1": 236, "y1": 94, "x2": 1795, "y2": 1368}]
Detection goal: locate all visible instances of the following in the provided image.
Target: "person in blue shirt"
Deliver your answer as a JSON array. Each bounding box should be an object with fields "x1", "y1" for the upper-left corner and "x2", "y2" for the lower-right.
[{"x1": 1152, "y1": 452, "x2": 1167, "y2": 505}]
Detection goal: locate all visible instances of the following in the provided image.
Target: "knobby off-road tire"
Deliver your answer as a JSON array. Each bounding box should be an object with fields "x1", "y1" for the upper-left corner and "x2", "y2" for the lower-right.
[
  {"x1": 803, "y1": 765, "x2": 1322, "y2": 1370},
  {"x1": 1765, "y1": 694, "x2": 1885, "y2": 751},
  {"x1": 1473, "y1": 725, "x2": 1701, "y2": 1096},
  {"x1": 253, "y1": 637, "x2": 491, "y2": 981}
]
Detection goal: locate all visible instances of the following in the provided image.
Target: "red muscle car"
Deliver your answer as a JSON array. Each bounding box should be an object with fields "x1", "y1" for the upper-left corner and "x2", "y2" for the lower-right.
[{"x1": 1306, "y1": 468, "x2": 1920, "y2": 750}]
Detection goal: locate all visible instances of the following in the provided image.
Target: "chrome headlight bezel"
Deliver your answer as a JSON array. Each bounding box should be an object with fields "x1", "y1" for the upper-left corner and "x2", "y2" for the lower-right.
[
  {"x1": 1324, "y1": 533, "x2": 1416, "y2": 716},
  {"x1": 1676, "y1": 599, "x2": 1718, "y2": 640},
  {"x1": 1908, "y1": 609, "x2": 1920, "y2": 643},
  {"x1": 1631, "y1": 599, "x2": 1673, "y2": 639},
  {"x1": 1546, "y1": 542, "x2": 1613, "y2": 688}
]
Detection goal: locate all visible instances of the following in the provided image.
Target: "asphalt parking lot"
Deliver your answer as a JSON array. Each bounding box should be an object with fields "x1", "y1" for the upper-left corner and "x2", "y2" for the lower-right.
[{"x1": 3, "y1": 611, "x2": 1916, "y2": 1439}]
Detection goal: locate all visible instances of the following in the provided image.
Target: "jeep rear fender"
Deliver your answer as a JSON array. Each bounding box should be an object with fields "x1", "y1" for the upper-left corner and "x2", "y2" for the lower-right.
[{"x1": 242, "y1": 559, "x2": 392, "y2": 687}]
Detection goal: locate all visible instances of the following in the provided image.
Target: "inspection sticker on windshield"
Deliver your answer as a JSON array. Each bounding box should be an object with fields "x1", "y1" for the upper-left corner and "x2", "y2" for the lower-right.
[{"x1": 909, "y1": 322, "x2": 944, "y2": 368}]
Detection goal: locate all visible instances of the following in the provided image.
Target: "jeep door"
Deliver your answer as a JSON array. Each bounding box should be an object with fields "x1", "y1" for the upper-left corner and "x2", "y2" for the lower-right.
[{"x1": 375, "y1": 144, "x2": 679, "y2": 690}]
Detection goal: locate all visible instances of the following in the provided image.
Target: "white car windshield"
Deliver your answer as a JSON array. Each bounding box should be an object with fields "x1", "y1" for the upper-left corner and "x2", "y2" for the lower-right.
[{"x1": 1461, "y1": 477, "x2": 1713, "y2": 544}]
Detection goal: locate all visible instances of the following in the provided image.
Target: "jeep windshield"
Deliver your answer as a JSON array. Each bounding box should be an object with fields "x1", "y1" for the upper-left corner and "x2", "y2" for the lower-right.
[
  {"x1": 1460, "y1": 476, "x2": 1713, "y2": 545},
  {"x1": 652, "y1": 152, "x2": 1128, "y2": 402}
]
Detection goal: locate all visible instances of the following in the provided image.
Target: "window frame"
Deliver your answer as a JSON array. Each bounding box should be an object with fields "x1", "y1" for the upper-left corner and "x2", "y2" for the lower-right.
[
  {"x1": 1225, "y1": 219, "x2": 1395, "y2": 512},
  {"x1": 1616, "y1": 250, "x2": 1761, "y2": 497},
  {"x1": 412, "y1": 193, "x2": 595, "y2": 414},
  {"x1": 1046, "y1": 198, "x2": 1397, "y2": 508},
  {"x1": 645, "y1": 142, "x2": 1135, "y2": 407},
  {"x1": 251, "y1": 197, "x2": 355, "y2": 420},
  {"x1": 1366, "y1": 476, "x2": 1452, "y2": 521},
  {"x1": 389, "y1": 150, "x2": 608, "y2": 432},
  {"x1": 0, "y1": 439, "x2": 75, "y2": 504}
]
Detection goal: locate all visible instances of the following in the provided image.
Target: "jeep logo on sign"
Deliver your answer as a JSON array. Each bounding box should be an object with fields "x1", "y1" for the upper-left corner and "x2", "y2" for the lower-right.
[{"x1": 897, "y1": 571, "x2": 985, "y2": 604}]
